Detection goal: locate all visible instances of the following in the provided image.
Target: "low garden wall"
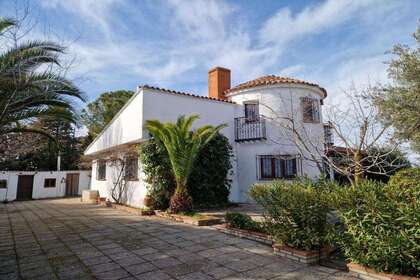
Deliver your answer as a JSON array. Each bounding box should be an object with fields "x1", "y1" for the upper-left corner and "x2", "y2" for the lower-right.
[
  {"x1": 155, "y1": 210, "x2": 222, "y2": 226},
  {"x1": 214, "y1": 224, "x2": 272, "y2": 245},
  {"x1": 0, "y1": 170, "x2": 91, "y2": 201},
  {"x1": 273, "y1": 244, "x2": 330, "y2": 265}
]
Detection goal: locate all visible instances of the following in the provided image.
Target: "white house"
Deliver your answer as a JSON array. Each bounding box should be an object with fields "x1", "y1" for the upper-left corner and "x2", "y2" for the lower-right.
[
  {"x1": 84, "y1": 67, "x2": 328, "y2": 207},
  {"x1": 0, "y1": 170, "x2": 91, "y2": 201}
]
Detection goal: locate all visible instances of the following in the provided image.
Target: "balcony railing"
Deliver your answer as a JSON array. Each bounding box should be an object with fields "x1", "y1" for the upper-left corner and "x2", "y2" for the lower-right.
[{"x1": 234, "y1": 115, "x2": 267, "y2": 142}]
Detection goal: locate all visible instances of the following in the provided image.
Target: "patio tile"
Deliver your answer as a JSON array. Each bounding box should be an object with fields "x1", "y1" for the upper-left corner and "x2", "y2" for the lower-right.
[
  {"x1": 89, "y1": 262, "x2": 122, "y2": 273},
  {"x1": 134, "y1": 270, "x2": 173, "y2": 280},
  {"x1": 93, "y1": 268, "x2": 130, "y2": 280},
  {"x1": 153, "y1": 257, "x2": 183, "y2": 268},
  {"x1": 177, "y1": 271, "x2": 215, "y2": 280},
  {"x1": 124, "y1": 262, "x2": 157, "y2": 275},
  {"x1": 163, "y1": 262, "x2": 206, "y2": 277},
  {"x1": 0, "y1": 198, "x2": 354, "y2": 280},
  {"x1": 202, "y1": 266, "x2": 236, "y2": 279}
]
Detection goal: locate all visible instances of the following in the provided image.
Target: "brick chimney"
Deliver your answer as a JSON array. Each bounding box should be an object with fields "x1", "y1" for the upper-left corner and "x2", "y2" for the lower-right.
[{"x1": 208, "y1": 67, "x2": 230, "y2": 100}]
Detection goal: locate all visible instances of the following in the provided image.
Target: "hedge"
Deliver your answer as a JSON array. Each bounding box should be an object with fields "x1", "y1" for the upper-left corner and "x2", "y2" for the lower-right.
[
  {"x1": 139, "y1": 133, "x2": 233, "y2": 209},
  {"x1": 388, "y1": 167, "x2": 420, "y2": 189},
  {"x1": 329, "y1": 179, "x2": 419, "y2": 277},
  {"x1": 250, "y1": 178, "x2": 334, "y2": 250},
  {"x1": 225, "y1": 212, "x2": 264, "y2": 233}
]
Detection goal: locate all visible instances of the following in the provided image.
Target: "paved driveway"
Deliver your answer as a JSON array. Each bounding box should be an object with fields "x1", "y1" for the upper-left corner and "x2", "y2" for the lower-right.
[{"x1": 0, "y1": 198, "x2": 356, "y2": 280}]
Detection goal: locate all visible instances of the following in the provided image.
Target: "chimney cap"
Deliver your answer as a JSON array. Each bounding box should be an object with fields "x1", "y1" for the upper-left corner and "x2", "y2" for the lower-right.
[{"x1": 208, "y1": 66, "x2": 231, "y2": 73}]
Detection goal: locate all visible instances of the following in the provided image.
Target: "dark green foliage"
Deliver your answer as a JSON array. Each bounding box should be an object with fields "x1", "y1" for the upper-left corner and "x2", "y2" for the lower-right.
[
  {"x1": 138, "y1": 133, "x2": 232, "y2": 210},
  {"x1": 250, "y1": 178, "x2": 333, "y2": 250},
  {"x1": 225, "y1": 212, "x2": 264, "y2": 232},
  {"x1": 0, "y1": 118, "x2": 88, "y2": 171},
  {"x1": 138, "y1": 139, "x2": 175, "y2": 209},
  {"x1": 388, "y1": 167, "x2": 420, "y2": 189},
  {"x1": 0, "y1": 19, "x2": 84, "y2": 137},
  {"x1": 188, "y1": 133, "x2": 233, "y2": 208},
  {"x1": 81, "y1": 90, "x2": 134, "y2": 138},
  {"x1": 329, "y1": 180, "x2": 420, "y2": 277}
]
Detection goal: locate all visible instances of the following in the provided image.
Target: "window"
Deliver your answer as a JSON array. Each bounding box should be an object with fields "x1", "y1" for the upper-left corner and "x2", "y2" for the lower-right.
[
  {"x1": 284, "y1": 158, "x2": 297, "y2": 178},
  {"x1": 125, "y1": 157, "x2": 138, "y2": 181},
  {"x1": 44, "y1": 178, "x2": 56, "y2": 188},
  {"x1": 301, "y1": 97, "x2": 320, "y2": 123},
  {"x1": 244, "y1": 102, "x2": 259, "y2": 122},
  {"x1": 97, "y1": 161, "x2": 106, "y2": 181},
  {"x1": 324, "y1": 124, "x2": 334, "y2": 146},
  {"x1": 258, "y1": 155, "x2": 298, "y2": 179},
  {"x1": 0, "y1": 180, "x2": 7, "y2": 189}
]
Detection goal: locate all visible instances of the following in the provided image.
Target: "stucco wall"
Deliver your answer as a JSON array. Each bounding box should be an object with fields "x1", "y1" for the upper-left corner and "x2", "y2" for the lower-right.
[
  {"x1": 229, "y1": 84, "x2": 325, "y2": 201},
  {"x1": 85, "y1": 93, "x2": 144, "y2": 155},
  {"x1": 0, "y1": 170, "x2": 91, "y2": 201},
  {"x1": 87, "y1": 84, "x2": 326, "y2": 205},
  {"x1": 88, "y1": 88, "x2": 241, "y2": 206},
  {"x1": 90, "y1": 158, "x2": 147, "y2": 208},
  {"x1": 142, "y1": 88, "x2": 241, "y2": 202}
]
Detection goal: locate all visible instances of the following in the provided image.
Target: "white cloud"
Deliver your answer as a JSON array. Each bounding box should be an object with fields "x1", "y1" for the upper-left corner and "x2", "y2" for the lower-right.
[
  {"x1": 259, "y1": 0, "x2": 376, "y2": 47},
  {"x1": 40, "y1": 0, "x2": 121, "y2": 37},
  {"x1": 31, "y1": 0, "x2": 415, "y2": 100}
]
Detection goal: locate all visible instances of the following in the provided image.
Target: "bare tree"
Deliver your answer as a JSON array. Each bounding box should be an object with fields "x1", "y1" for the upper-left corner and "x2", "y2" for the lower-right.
[
  {"x1": 258, "y1": 89, "x2": 326, "y2": 175},
  {"x1": 83, "y1": 145, "x2": 137, "y2": 204},
  {"x1": 323, "y1": 85, "x2": 407, "y2": 185},
  {"x1": 260, "y1": 85, "x2": 407, "y2": 186},
  {"x1": 108, "y1": 156, "x2": 128, "y2": 204}
]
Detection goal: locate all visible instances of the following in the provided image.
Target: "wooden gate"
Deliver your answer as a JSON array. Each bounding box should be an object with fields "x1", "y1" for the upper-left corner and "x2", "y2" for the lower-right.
[
  {"x1": 16, "y1": 175, "x2": 34, "y2": 200},
  {"x1": 65, "y1": 173, "x2": 79, "y2": 196}
]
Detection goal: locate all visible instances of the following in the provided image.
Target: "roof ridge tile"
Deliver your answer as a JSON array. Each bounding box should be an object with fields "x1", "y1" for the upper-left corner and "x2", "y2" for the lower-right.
[
  {"x1": 225, "y1": 75, "x2": 327, "y2": 97},
  {"x1": 140, "y1": 85, "x2": 235, "y2": 104}
]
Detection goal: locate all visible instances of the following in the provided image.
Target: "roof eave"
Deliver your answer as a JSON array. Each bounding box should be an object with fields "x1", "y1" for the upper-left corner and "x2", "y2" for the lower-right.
[{"x1": 225, "y1": 83, "x2": 327, "y2": 99}]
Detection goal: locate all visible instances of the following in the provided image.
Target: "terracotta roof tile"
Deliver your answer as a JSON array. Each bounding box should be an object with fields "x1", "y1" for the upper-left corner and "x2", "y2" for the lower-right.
[
  {"x1": 225, "y1": 75, "x2": 327, "y2": 97},
  {"x1": 140, "y1": 85, "x2": 235, "y2": 104}
]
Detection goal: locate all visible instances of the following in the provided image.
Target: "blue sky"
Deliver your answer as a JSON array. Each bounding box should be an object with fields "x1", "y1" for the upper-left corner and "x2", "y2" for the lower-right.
[{"x1": 1, "y1": 0, "x2": 419, "y2": 105}]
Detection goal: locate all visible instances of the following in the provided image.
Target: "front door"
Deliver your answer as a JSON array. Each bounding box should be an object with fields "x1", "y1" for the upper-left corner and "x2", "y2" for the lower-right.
[
  {"x1": 65, "y1": 173, "x2": 79, "y2": 196},
  {"x1": 17, "y1": 175, "x2": 34, "y2": 200}
]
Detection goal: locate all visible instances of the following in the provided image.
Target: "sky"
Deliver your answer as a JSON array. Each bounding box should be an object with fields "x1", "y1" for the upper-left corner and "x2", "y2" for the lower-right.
[{"x1": 1, "y1": 0, "x2": 419, "y2": 106}]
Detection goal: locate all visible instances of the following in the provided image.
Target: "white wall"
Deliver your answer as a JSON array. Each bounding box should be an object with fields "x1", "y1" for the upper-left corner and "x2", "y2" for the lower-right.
[
  {"x1": 142, "y1": 88, "x2": 241, "y2": 202},
  {"x1": 85, "y1": 92, "x2": 144, "y2": 155},
  {"x1": 90, "y1": 158, "x2": 147, "y2": 208},
  {"x1": 87, "y1": 84, "x2": 326, "y2": 205},
  {"x1": 0, "y1": 171, "x2": 91, "y2": 201},
  {"x1": 228, "y1": 84, "x2": 325, "y2": 201},
  {"x1": 88, "y1": 88, "x2": 241, "y2": 207}
]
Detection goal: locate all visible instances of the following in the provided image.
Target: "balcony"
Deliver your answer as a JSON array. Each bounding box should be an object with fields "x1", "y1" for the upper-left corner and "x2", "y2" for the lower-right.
[{"x1": 234, "y1": 115, "x2": 267, "y2": 142}]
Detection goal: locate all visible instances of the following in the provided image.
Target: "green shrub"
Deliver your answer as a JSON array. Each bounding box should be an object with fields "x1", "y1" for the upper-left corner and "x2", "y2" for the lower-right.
[
  {"x1": 388, "y1": 167, "x2": 420, "y2": 189},
  {"x1": 225, "y1": 212, "x2": 264, "y2": 232},
  {"x1": 330, "y1": 180, "x2": 420, "y2": 277},
  {"x1": 138, "y1": 133, "x2": 233, "y2": 209},
  {"x1": 250, "y1": 179, "x2": 333, "y2": 250},
  {"x1": 138, "y1": 139, "x2": 175, "y2": 209}
]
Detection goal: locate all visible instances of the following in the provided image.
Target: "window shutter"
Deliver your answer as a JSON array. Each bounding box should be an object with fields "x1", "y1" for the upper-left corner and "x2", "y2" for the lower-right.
[
  {"x1": 312, "y1": 101, "x2": 320, "y2": 123},
  {"x1": 301, "y1": 98, "x2": 312, "y2": 122},
  {"x1": 292, "y1": 158, "x2": 297, "y2": 175}
]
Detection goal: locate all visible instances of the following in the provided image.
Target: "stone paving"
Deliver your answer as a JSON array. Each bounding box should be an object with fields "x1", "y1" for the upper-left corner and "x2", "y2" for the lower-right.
[{"x1": 0, "y1": 198, "x2": 357, "y2": 280}]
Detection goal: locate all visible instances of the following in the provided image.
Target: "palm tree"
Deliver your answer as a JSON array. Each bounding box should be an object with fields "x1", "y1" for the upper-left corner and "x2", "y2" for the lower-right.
[
  {"x1": 0, "y1": 17, "x2": 84, "y2": 137},
  {"x1": 146, "y1": 115, "x2": 227, "y2": 213}
]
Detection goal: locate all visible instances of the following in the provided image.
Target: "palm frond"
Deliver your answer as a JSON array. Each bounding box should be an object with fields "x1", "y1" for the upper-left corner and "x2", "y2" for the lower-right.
[
  {"x1": 145, "y1": 115, "x2": 227, "y2": 195},
  {"x1": 0, "y1": 41, "x2": 64, "y2": 73},
  {"x1": 2, "y1": 125, "x2": 56, "y2": 143},
  {"x1": 0, "y1": 18, "x2": 15, "y2": 34}
]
